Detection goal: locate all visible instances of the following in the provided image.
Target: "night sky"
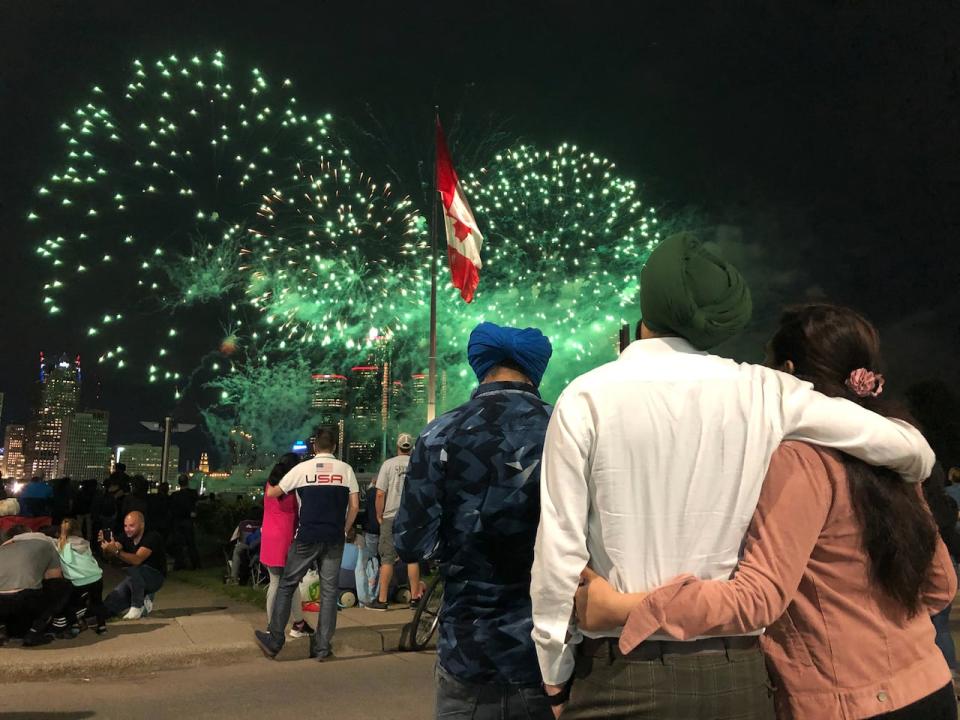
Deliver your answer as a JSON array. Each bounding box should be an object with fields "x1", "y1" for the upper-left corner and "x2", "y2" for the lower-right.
[{"x1": 2, "y1": 1, "x2": 959, "y2": 462}]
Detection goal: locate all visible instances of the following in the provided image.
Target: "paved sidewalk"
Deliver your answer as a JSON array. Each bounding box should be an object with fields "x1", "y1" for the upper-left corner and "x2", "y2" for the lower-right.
[{"x1": 0, "y1": 572, "x2": 422, "y2": 682}]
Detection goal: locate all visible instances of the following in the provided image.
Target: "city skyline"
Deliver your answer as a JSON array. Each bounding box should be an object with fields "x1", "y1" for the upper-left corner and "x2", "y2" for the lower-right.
[
  {"x1": 3, "y1": 341, "x2": 455, "y2": 480},
  {"x1": 312, "y1": 362, "x2": 433, "y2": 472},
  {"x1": 1, "y1": 350, "x2": 189, "y2": 480}
]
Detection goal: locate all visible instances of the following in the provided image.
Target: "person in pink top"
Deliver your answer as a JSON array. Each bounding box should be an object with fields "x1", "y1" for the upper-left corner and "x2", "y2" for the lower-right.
[
  {"x1": 574, "y1": 304, "x2": 958, "y2": 720},
  {"x1": 261, "y1": 453, "x2": 310, "y2": 637}
]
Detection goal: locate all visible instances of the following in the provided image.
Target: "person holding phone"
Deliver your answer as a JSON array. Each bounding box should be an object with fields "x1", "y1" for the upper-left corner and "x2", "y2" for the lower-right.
[{"x1": 100, "y1": 511, "x2": 166, "y2": 620}]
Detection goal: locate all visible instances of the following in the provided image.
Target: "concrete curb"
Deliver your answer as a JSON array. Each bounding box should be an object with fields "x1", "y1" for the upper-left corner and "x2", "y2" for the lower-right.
[
  {"x1": 0, "y1": 621, "x2": 418, "y2": 682},
  {"x1": 0, "y1": 573, "x2": 427, "y2": 683},
  {"x1": 337, "y1": 622, "x2": 406, "y2": 654},
  {"x1": 1, "y1": 641, "x2": 256, "y2": 681}
]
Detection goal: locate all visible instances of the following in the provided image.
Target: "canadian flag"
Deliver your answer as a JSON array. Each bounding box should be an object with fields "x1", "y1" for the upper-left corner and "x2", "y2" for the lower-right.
[{"x1": 435, "y1": 118, "x2": 482, "y2": 303}]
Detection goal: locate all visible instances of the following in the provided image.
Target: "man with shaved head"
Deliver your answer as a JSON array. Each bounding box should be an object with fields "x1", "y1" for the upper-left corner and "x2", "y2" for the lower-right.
[{"x1": 100, "y1": 510, "x2": 167, "y2": 619}]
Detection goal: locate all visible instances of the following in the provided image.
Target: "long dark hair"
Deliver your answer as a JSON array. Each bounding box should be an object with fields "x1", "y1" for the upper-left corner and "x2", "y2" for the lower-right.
[
  {"x1": 267, "y1": 453, "x2": 302, "y2": 487},
  {"x1": 770, "y1": 304, "x2": 937, "y2": 616}
]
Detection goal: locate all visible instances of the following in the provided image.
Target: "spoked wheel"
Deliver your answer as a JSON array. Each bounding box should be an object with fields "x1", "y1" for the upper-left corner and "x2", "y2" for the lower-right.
[{"x1": 409, "y1": 574, "x2": 444, "y2": 651}]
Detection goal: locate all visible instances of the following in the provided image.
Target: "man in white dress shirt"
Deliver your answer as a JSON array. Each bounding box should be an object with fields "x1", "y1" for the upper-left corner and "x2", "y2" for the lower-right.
[{"x1": 530, "y1": 232, "x2": 935, "y2": 718}]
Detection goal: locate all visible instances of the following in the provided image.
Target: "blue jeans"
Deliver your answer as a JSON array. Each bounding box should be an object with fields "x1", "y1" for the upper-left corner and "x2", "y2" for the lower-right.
[
  {"x1": 267, "y1": 539, "x2": 344, "y2": 657},
  {"x1": 355, "y1": 532, "x2": 380, "y2": 606},
  {"x1": 434, "y1": 663, "x2": 553, "y2": 720},
  {"x1": 932, "y1": 603, "x2": 957, "y2": 670},
  {"x1": 931, "y1": 562, "x2": 958, "y2": 671},
  {"x1": 104, "y1": 565, "x2": 165, "y2": 615}
]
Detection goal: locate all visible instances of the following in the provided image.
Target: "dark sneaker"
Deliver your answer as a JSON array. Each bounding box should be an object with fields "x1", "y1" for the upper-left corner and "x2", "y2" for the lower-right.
[
  {"x1": 95, "y1": 623, "x2": 108, "y2": 635},
  {"x1": 55, "y1": 626, "x2": 81, "y2": 640},
  {"x1": 23, "y1": 630, "x2": 52, "y2": 647},
  {"x1": 289, "y1": 619, "x2": 315, "y2": 638},
  {"x1": 366, "y1": 599, "x2": 389, "y2": 611},
  {"x1": 254, "y1": 630, "x2": 281, "y2": 659}
]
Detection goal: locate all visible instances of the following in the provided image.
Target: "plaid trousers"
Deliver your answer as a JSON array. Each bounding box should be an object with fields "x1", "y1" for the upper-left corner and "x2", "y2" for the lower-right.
[{"x1": 562, "y1": 639, "x2": 776, "y2": 720}]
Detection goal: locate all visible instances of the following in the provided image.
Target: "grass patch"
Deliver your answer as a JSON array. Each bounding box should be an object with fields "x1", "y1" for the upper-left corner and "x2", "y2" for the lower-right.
[{"x1": 171, "y1": 567, "x2": 267, "y2": 609}]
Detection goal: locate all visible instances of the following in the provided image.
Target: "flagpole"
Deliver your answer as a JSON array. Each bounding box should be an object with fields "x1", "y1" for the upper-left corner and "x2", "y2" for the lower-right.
[{"x1": 426, "y1": 107, "x2": 440, "y2": 424}]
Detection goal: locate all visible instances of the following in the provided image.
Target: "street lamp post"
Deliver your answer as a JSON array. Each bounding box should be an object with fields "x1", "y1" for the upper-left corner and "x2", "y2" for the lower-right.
[{"x1": 140, "y1": 417, "x2": 196, "y2": 485}]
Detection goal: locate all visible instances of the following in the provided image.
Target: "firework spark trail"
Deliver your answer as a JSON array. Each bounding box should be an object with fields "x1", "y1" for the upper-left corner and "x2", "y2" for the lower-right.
[
  {"x1": 29, "y1": 51, "x2": 344, "y2": 392},
  {"x1": 431, "y1": 142, "x2": 661, "y2": 405},
  {"x1": 243, "y1": 141, "x2": 661, "y2": 408},
  {"x1": 29, "y1": 53, "x2": 663, "y2": 449}
]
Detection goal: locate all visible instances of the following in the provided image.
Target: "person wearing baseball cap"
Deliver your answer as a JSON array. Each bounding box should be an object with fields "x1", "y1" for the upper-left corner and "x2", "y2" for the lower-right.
[{"x1": 367, "y1": 433, "x2": 419, "y2": 610}]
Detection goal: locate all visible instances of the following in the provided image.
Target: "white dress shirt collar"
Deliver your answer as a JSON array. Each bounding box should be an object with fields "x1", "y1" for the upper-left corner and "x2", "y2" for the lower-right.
[{"x1": 619, "y1": 336, "x2": 706, "y2": 361}]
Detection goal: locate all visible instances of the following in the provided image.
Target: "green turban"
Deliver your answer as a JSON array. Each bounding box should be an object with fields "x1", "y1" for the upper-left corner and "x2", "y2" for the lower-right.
[{"x1": 640, "y1": 232, "x2": 752, "y2": 350}]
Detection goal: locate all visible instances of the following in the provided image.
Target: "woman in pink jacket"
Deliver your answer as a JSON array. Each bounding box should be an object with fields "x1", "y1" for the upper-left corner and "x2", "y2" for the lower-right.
[
  {"x1": 261, "y1": 453, "x2": 311, "y2": 637},
  {"x1": 575, "y1": 305, "x2": 957, "y2": 720}
]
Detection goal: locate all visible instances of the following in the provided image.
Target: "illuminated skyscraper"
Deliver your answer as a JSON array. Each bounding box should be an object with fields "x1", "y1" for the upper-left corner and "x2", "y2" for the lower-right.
[
  {"x1": 408, "y1": 373, "x2": 427, "y2": 428},
  {"x1": 198, "y1": 452, "x2": 210, "y2": 474},
  {"x1": 114, "y1": 444, "x2": 180, "y2": 482},
  {"x1": 57, "y1": 410, "x2": 110, "y2": 481},
  {"x1": 347, "y1": 365, "x2": 381, "y2": 471},
  {"x1": 26, "y1": 353, "x2": 81, "y2": 478},
  {"x1": 410, "y1": 374, "x2": 426, "y2": 407},
  {"x1": 391, "y1": 379, "x2": 406, "y2": 414},
  {"x1": 228, "y1": 427, "x2": 256, "y2": 468},
  {"x1": 388, "y1": 380, "x2": 408, "y2": 442},
  {"x1": 311, "y1": 373, "x2": 347, "y2": 454},
  {"x1": 3, "y1": 425, "x2": 27, "y2": 479}
]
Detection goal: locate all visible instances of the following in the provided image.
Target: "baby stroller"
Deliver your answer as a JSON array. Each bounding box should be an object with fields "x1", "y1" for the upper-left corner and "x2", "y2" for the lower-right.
[
  {"x1": 336, "y1": 534, "x2": 422, "y2": 608},
  {"x1": 224, "y1": 519, "x2": 268, "y2": 588}
]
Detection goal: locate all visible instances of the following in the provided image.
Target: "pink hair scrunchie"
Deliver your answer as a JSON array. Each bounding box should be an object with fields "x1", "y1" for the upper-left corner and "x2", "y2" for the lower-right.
[{"x1": 846, "y1": 368, "x2": 885, "y2": 398}]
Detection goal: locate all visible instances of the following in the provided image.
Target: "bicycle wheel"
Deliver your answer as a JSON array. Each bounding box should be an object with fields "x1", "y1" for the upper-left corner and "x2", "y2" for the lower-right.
[{"x1": 410, "y1": 574, "x2": 444, "y2": 651}]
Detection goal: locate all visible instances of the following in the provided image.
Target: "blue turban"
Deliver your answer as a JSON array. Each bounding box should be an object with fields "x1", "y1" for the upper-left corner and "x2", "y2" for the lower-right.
[{"x1": 467, "y1": 322, "x2": 553, "y2": 387}]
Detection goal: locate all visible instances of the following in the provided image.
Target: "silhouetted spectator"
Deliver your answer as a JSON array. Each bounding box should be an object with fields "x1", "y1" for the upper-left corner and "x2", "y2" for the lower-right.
[
  {"x1": 90, "y1": 479, "x2": 123, "y2": 555},
  {"x1": 148, "y1": 482, "x2": 172, "y2": 546},
  {"x1": 120, "y1": 475, "x2": 149, "y2": 525},
  {"x1": 923, "y1": 463, "x2": 960, "y2": 676},
  {"x1": 72, "y1": 480, "x2": 98, "y2": 542},
  {"x1": 51, "y1": 477, "x2": 73, "y2": 525},
  {"x1": 170, "y1": 475, "x2": 201, "y2": 570},
  {"x1": 106, "y1": 463, "x2": 132, "y2": 494},
  {"x1": 945, "y1": 467, "x2": 960, "y2": 508},
  {"x1": 19, "y1": 477, "x2": 53, "y2": 518}
]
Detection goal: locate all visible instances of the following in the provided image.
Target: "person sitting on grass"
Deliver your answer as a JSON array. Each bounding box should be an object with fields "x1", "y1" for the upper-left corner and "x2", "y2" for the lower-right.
[{"x1": 100, "y1": 511, "x2": 167, "y2": 620}]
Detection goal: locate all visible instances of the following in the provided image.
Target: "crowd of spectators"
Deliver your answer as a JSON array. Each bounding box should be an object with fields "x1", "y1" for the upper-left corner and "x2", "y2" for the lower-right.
[{"x1": 0, "y1": 467, "x2": 203, "y2": 646}]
